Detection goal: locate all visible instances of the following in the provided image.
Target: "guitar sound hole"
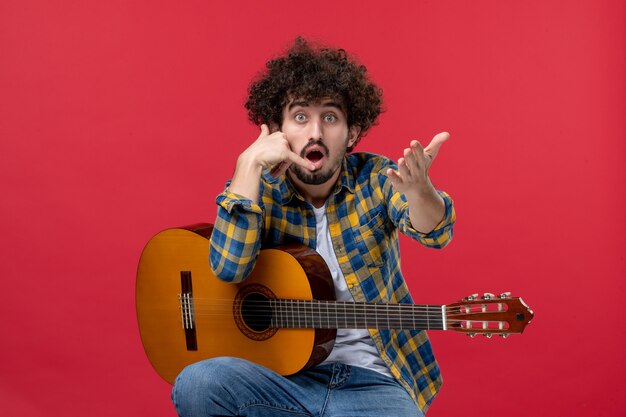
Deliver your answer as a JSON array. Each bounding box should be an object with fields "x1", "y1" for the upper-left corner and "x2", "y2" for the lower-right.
[
  {"x1": 234, "y1": 284, "x2": 278, "y2": 341},
  {"x1": 241, "y1": 293, "x2": 272, "y2": 332}
]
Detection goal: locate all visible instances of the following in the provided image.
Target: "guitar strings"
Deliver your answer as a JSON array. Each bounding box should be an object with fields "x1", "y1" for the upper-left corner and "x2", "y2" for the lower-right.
[
  {"x1": 175, "y1": 297, "x2": 507, "y2": 329},
  {"x1": 180, "y1": 299, "x2": 446, "y2": 313},
  {"x1": 183, "y1": 297, "x2": 446, "y2": 308},
  {"x1": 180, "y1": 297, "x2": 502, "y2": 316},
  {"x1": 173, "y1": 309, "x2": 504, "y2": 330},
  {"x1": 183, "y1": 297, "x2": 508, "y2": 307},
  {"x1": 180, "y1": 311, "x2": 503, "y2": 321},
  {"x1": 177, "y1": 298, "x2": 505, "y2": 324}
]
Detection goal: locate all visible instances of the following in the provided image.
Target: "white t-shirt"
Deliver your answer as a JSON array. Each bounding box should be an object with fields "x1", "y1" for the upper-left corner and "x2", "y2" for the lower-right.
[{"x1": 313, "y1": 204, "x2": 392, "y2": 377}]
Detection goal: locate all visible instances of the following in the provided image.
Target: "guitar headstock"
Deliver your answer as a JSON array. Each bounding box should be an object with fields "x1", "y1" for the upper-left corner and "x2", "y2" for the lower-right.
[{"x1": 445, "y1": 292, "x2": 534, "y2": 338}]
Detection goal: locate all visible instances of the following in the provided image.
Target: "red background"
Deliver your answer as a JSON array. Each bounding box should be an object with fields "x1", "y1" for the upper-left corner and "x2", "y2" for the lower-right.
[{"x1": 1, "y1": 1, "x2": 624, "y2": 416}]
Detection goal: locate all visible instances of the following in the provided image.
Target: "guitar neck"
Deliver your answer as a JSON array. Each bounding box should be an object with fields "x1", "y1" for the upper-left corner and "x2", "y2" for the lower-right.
[{"x1": 268, "y1": 299, "x2": 446, "y2": 331}]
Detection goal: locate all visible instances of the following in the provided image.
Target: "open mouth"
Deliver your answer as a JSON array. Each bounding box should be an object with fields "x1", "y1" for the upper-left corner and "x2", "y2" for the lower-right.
[
  {"x1": 301, "y1": 143, "x2": 328, "y2": 171},
  {"x1": 306, "y1": 150, "x2": 324, "y2": 163}
]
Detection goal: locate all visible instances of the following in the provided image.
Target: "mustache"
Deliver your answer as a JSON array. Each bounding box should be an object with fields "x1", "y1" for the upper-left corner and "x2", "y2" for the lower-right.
[{"x1": 300, "y1": 140, "x2": 329, "y2": 158}]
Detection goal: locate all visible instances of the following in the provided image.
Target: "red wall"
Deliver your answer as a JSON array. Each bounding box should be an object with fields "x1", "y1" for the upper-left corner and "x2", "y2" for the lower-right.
[{"x1": 1, "y1": 1, "x2": 624, "y2": 416}]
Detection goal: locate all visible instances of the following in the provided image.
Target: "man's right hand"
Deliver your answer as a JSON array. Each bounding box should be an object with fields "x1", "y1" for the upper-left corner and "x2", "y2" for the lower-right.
[
  {"x1": 249, "y1": 124, "x2": 315, "y2": 178},
  {"x1": 228, "y1": 124, "x2": 315, "y2": 202}
]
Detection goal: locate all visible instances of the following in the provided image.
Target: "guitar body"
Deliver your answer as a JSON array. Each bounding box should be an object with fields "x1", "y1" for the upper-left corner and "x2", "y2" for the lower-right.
[{"x1": 136, "y1": 225, "x2": 336, "y2": 384}]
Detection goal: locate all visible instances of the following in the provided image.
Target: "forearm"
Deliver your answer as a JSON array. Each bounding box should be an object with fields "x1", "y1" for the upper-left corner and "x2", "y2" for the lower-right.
[{"x1": 228, "y1": 151, "x2": 264, "y2": 204}]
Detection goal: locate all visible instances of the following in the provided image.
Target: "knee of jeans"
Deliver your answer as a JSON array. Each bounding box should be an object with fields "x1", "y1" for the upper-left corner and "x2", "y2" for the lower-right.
[
  {"x1": 172, "y1": 357, "x2": 247, "y2": 413},
  {"x1": 175, "y1": 356, "x2": 258, "y2": 393},
  {"x1": 176, "y1": 357, "x2": 241, "y2": 386}
]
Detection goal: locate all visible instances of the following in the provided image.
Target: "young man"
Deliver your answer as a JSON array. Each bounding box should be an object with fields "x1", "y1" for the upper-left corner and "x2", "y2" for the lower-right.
[{"x1": 172, "y1": 37, "x2": 455, "y2": 417}]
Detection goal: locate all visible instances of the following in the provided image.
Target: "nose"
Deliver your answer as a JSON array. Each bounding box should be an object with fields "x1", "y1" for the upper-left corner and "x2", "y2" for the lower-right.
[{"x1": 309, "y1": 118, "x2": 323, "y2": 141}]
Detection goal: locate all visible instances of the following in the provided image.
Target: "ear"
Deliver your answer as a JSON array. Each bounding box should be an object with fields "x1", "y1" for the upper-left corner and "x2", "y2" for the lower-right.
[
  {"x1": 347, "y1": 125, "x2": 361, "y2": 148},
  {"x1": 269, "y1": 122, "x2": 280, "y2": 133}
]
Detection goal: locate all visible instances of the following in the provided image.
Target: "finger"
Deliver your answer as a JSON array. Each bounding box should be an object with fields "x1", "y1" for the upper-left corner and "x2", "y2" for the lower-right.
[
  {"x1": 286, "y1": 151, "x2": 316, "y2": 171},
  {"x1": 408, "y1": 142, "x2": 427, "y2": 169},
  {"x1": 423, "y1": 132, "x2": 450, "y2": 161},
  {"x1": 397, "y1": 157, "x2": 411, "y2": 180},
  {"x1": 411, "y1": 140, "x2": 433, "y2": 169},
  {"x1": 385, "y1": 168, "x2": 403, "y2": 186},
  {"x1": 403, "y1": 147, "x2": 418, "y2": 170},
  {"x1": 259, "y1": 124, "x2": 270, "y2": 138}
]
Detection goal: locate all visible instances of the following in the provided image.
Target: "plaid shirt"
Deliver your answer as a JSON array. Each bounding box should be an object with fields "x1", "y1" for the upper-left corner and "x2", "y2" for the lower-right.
[{"x1": 209, "y1": 152, "x2": 455, "y2": 413}]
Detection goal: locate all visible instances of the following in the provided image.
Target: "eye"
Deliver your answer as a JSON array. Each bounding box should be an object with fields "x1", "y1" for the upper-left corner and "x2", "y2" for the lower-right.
[
  {"x1": 294, "y1": 113, "x2": 306, "y2": 122},
  {"x1": 324, "y1": 114, "x2": 337, "y2": 123}
]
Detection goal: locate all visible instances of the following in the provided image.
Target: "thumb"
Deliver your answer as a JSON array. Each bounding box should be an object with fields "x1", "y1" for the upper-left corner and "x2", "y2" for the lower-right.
[
  {"x1": 259, "y1": 124, "x2": 270, "y2": 137},
  {"x1": 424, "y1": 132, "x2": 450, "y2": 160}
]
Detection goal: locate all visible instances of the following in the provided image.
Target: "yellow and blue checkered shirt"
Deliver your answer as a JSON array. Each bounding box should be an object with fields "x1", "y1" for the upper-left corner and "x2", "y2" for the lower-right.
[{"x1": 209, "y1": 152, "x2": 455, "y2": 412}]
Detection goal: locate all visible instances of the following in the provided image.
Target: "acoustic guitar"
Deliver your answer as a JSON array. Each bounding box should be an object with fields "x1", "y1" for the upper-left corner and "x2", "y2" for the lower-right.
[{"x1": 136, "y1": 224, "x2": 533, "y2": 384}]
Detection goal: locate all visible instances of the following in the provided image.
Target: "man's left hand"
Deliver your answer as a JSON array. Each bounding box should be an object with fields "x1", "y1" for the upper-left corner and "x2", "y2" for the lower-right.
[{"x1": 386, "y1": 132, "x2": 450, "y2": 194}]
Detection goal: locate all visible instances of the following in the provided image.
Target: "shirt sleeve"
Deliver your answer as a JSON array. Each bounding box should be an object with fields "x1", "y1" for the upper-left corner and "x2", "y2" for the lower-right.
[{"x1": 208, "y1": 189, "x2": 264, "y2": 282}]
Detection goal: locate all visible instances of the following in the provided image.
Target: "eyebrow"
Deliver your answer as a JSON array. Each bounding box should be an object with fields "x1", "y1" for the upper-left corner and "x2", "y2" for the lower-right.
[{"x1": 287, "y1": 100, "x2": 344, "y2": 112}]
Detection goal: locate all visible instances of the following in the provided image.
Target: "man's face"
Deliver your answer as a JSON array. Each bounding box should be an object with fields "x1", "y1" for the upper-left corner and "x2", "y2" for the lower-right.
[{"x1": 280, "y1": 98, "x2": 359, "y2": 185}]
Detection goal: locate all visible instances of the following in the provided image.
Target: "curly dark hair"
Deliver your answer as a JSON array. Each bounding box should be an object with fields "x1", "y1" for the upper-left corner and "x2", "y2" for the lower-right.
[{"x1": 245, "y1": 37, "x2": 383, "y2": 151}]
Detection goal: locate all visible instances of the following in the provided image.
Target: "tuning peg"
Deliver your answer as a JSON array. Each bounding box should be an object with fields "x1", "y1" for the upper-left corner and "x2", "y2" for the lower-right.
[
  {"x1": 483, "y1": 333, "x2": 493, "y2": 338},
  {"x1": 482, "y1": 293, "x2": 495, "y2": 300},
  {"x1": 464, "y1": 294, "x2": 479, "y2": 301},
  {"x1": 499, "y1": 333, "x2": 510, "y2": 339},
  {"x1": 467, "y1": 333, "x2": 477, "y2": 338},
  {"x1": 499, "y1": 292, "x2": 511, "y2": 299}
]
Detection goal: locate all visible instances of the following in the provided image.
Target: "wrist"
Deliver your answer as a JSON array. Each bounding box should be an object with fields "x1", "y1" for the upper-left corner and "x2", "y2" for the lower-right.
[
  {"x1": 229, "y1": 153, "x2": 264, "y2": 202},
  {"x1": 236, "y1": 149, "x2": 264, "y2": 173},
  {"x1": 405, "y1": 178, "x2": 437, "y2": 202}
]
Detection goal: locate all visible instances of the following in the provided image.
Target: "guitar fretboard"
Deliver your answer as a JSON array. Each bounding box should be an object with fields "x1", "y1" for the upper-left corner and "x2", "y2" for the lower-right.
[{"x1": 268, "y1": 299, "x2": 445, "y2": 330}]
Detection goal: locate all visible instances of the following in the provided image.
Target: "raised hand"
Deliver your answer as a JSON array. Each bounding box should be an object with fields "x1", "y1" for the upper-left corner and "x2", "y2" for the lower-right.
[
  {"x1": 246, "y1": 124, "x2": 315, "y2": 178},
  {"x1": 386, "y1": 132, "x2": 450, "y2": 195},
  {"x1": 229, "y1": 124, "x2": 315, "y2": 202}
]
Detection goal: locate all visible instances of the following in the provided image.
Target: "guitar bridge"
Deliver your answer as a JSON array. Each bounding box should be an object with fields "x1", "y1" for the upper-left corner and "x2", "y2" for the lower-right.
[{"x1": 179, "y1": 271, "x2": 197, "y2": 351}]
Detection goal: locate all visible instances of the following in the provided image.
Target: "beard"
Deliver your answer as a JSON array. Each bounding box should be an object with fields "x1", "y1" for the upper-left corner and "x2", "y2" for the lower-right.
[
  {"x1": 290, "y1": 164, "x2": 337, "y2": 185},
  {"x1": 289, "y1": 139, "x2": 347, "y2": 185}
]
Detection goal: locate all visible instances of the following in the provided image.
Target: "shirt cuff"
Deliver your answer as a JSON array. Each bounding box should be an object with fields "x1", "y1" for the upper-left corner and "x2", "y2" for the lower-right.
[{"x1": 216, "y1": 191, "x2": 263, "y2": 215}]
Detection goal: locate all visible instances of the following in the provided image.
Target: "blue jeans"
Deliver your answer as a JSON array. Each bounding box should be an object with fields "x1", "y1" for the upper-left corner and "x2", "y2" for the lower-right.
[{"x1": 171, "y1": 357, "x2": 424, "y2": 417}]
